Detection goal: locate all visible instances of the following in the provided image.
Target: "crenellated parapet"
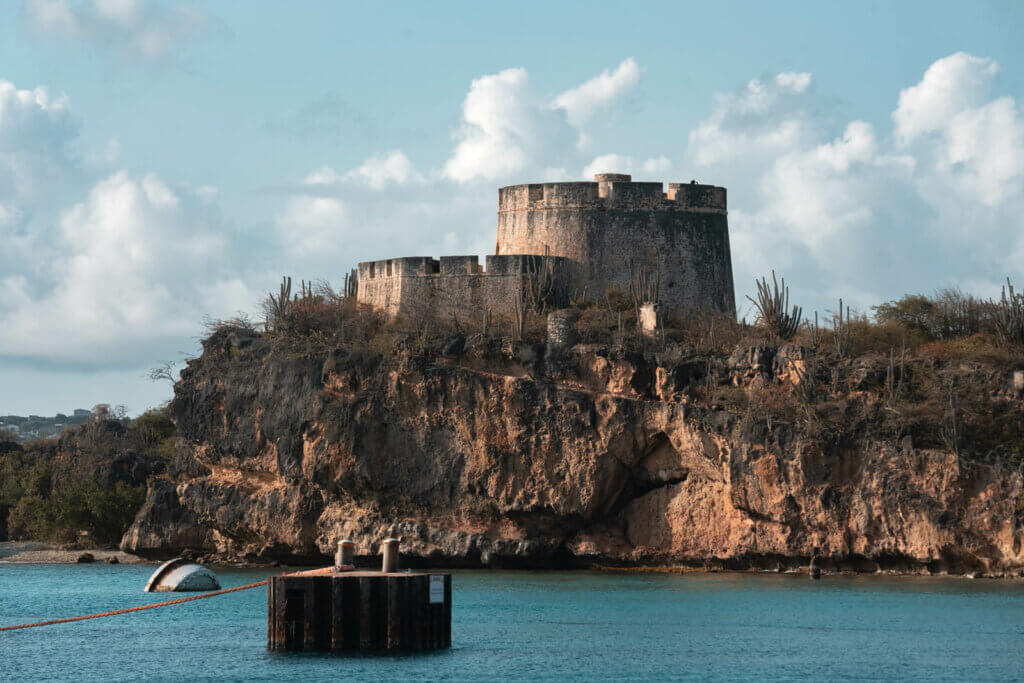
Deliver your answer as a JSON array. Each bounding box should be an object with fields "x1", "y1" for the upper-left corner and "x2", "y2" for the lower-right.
[
  {"x1": 497, "y1": 175, "x2": 727, "y2": 214},
  {"x1": 495, "y1": 173, "x2": 734, "y2": 317},
  {"x1": 357, "y1": 170, "x2": 735, "y2": 322},
  {"x1": 357, "y1": 253, "x2": 571, "y2": 320}
]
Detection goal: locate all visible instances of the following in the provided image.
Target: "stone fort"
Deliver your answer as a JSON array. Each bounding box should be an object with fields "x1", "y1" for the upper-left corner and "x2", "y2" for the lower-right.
[{"x1": 357, "y1": 173, "x2": 735, "y2": 322}]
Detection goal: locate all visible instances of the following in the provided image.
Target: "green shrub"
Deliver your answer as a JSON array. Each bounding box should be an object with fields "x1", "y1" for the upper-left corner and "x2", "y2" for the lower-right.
[
  {"x1": 874, "y1": 288, "x2": 985, "y2": 341},
  {"x1": 5, "y1": 479, "x2": 146, "y2": 545},
  {"x1": 131, "y1": 408, "x2": 175, "y2": 446},
  {"x1": 0, "y1": 450, "x2": 52, "y2": 540}
]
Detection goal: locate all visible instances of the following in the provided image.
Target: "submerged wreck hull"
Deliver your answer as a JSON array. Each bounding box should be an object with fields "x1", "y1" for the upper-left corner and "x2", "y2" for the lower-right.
[{"x1": 145, "y1": 558, "x2": 220, "y2": 592}]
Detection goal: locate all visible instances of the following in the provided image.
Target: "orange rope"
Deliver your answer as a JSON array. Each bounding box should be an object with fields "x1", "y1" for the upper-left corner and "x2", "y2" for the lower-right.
[{"x1": 0, "y1": 566, "x2": 337, "y2": 632}]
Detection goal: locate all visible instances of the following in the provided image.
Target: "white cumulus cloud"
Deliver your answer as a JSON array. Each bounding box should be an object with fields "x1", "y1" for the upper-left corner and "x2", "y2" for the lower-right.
[
  {"x1": 306, "y1": 151, "x2": 423, "y2": 190},
  {"x1": 892, "y1": 52, "x2": 1000, "y2": 143},
  {"x1": 0, "y1": 171, "x2": 258, "y2": 365},
  {"x1": 551, "y1": 57, "x2": 642, "y2": 129},
  {"x1": 276, "y1": 195, "x2": 347, "y2": 258},
  {"x1": 443, "y1": 60, "x2": 642, "y2": 182},
  {"x1": 443, "y1": 68, "x2": 548, "y2": 182},
  {"x1": 688, "y1": 72, "x2": 820, "y2": 168},
  {"x1": 690, "y1": 53, "x2": 1024, "y2": 315},
  {"x1": 23, "y1": 0, "x2": 212, "y2": 60},
  {"x1": 0, "y1": 79, "x2": 78, "y2": 207}
]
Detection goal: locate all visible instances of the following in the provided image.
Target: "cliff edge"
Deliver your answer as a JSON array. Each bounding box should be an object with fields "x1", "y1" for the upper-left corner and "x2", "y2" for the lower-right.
[{"x1": 121, "y1": 325, "x2": 1024, "y2": 576}]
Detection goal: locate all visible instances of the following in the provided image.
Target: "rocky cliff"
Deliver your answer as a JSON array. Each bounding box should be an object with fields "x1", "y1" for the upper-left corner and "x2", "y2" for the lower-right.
[{"x1": 121, "y1": 328, "x2": 1024, "y2": 576}]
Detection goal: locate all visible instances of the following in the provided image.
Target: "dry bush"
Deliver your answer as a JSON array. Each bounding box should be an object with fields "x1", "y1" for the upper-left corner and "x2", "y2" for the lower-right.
[
  {"x1": 846, "y1": 318, "x2": 914, "y2": 357},
  {"x1": 667, "y1": 312, "x2": 745, "y2": 355},
  {"x1": 576, "y1": 309, "x2": 618, "y2": 344},
  {"x1": 575, "y1": 308, "x2": 641, "y2": 346},
  {"x1": 367, "y1": 328, "x2": 403, "y2": 356},
  {"x1": 202, "y1": 313, "x2": 260, "y2": 338},
  {"x1": 916, "y1": 333, "x2": 1022, "y2": 367},
  {"x1": 521, "y1": 310, "x2": 547, "y2": 343},
  {"x1": 255, "y1": 277, "x2": 386, "y2": 355},
  {"x1": 599, "y1": 286, "x2": 634, "y2": 313},
  {"x1": 874, "y1": 288, "x2": 986, "y2": 341},
  {"x1": 873, "y1": 356, "x2": 1021, "y2": 456}
]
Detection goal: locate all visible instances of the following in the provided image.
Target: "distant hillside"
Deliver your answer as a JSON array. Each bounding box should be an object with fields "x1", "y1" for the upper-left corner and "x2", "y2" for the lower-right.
[{"x1": 1, "y1": 409, "x2": 93, "y2": 442}]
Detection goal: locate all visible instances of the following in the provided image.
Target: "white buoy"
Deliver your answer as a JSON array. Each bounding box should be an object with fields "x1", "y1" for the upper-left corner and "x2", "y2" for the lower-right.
[{"x1": 145, "y1": 558, "x2": 220, "y2": 592}]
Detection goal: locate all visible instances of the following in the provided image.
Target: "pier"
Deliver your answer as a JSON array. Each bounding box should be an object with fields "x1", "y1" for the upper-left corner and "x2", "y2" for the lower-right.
[{"x1": 267, "y1": 571, "x2": 452, "y2": 652}]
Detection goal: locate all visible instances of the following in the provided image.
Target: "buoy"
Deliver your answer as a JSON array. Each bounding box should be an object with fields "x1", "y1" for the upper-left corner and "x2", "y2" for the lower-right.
[{"x1": 145, "y1": 558, "x2": 221, "y2": 592}]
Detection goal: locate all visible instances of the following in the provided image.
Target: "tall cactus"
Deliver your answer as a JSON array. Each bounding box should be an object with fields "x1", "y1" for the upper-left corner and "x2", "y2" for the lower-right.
[
  {"x1": 524, "y1": 246, "x2": 556, "y2": 313},
  {"x1": 747, "y1": 271, "x2": 802, "y2": 341},
  {"x1": 343, "y1": 268, "x2": 358, "y2": 299},
  {"x1": 263, "y1": 275, "x2": 292, "y2": 330},
  {"x1": 988, "y1": 277, "x2": 1024, "y2": 347}
]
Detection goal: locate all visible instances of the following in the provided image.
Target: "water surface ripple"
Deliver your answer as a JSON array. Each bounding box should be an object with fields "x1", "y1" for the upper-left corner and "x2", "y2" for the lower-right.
[{"x1": 3, "y1": 566, "x2": 1024, "y2": 681}]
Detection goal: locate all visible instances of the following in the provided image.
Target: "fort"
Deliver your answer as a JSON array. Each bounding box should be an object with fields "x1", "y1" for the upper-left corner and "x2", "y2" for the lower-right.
[{"x1": 357, "y1": 173, "x2": 735, "y2": 322}]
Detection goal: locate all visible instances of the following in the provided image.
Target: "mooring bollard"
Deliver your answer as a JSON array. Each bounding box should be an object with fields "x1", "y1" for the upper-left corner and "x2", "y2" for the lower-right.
[
  {"x1": 336, "y1": 539, "x2": 355, "y2": 568},
  {"x1": 381, "y1": 538, "x2": 400, "y2": 573}
]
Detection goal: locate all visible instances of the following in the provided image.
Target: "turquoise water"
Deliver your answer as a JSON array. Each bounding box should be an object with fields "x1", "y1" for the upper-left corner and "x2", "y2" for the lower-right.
[{"x1": 3, "y1": 566, "x2": 1024, "y2": 681}]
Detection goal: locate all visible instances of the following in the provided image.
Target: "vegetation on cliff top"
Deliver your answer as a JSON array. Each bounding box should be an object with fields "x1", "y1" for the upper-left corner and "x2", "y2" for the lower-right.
[{"x1": 195, "y1": 271, "x2": 1024, "y2": 469}]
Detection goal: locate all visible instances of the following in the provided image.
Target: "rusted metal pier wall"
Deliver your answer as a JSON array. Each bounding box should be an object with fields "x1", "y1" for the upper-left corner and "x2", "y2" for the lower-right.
[{"x1": 267, "y1": 572, "x2": 452, "y2": 652}]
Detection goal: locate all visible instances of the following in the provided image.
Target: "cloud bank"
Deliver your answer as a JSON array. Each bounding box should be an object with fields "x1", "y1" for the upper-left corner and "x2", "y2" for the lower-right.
[
  {"x1": 23, "y1": 0, "x2": 212, "y2": 60},
  {"x1": 686, "y1": 52, "x2": 1024, "y2": 313}
]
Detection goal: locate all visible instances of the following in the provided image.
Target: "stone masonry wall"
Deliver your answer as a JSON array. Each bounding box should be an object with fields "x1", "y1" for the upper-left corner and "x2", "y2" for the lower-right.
[
  {"x1": 357, "y1": 255, "x2": 570, "y2": 322},
  {"x1": 495, "y1": 176, "x2": 734, "y2": 318}
]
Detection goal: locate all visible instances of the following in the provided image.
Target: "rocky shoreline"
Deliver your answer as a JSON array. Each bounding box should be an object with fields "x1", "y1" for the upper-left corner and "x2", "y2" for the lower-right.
[
  {"x1": 2, "y1": 539, "x2": 1018, "y2": 581},
  {"x1": 0, "y1": 542, "x2": 147, "y2": 564}
]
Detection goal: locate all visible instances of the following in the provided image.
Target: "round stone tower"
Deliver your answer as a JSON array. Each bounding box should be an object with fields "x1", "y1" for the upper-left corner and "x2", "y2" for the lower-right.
[{"x1": 495, "y1": 174, "x2": 735, "y2": 318}]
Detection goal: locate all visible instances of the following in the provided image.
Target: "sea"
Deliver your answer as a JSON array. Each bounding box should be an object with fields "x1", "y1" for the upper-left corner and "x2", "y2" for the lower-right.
[{"x1": 2, "y1": 564, "x2": 1024, "y2": 681}]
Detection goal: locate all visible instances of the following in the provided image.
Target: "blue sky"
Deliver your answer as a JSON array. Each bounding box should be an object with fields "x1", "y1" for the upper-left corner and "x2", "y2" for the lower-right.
[{"x1": 1, "y1": 0, "x2": 1023, "y2": 415}]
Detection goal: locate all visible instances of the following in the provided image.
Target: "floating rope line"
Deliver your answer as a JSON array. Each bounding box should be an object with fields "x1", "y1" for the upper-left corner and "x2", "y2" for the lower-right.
[{"x1": 0, "y1": 566, "x2": 336, "y2": 632}]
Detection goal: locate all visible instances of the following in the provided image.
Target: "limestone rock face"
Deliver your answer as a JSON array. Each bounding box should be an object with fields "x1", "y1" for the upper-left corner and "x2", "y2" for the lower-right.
[{"x1": 121, "y1": 331, "x2": 1024, "y2": 575}]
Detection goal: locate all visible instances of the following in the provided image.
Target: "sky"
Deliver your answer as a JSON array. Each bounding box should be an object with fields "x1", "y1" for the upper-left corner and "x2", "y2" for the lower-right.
[{"x1": 1, "y1": 0, "x2": 1023, "y2": 415}]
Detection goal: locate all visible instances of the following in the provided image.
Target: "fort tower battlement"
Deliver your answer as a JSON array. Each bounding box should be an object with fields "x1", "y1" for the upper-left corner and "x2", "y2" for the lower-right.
[
  {"x1": 496, "y1": 174, "x2": 733, "y2": 317},
  {"x1": 356, "y1": 172, "x2": 735, "y2": 322}
]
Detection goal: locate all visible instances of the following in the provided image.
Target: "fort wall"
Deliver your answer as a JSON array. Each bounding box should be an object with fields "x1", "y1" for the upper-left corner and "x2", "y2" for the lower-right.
[
  {"x1": 495, "y1": 175, "x2": 733, "y2": 317},
  {"x1": 356, "y1": 254, "x2": 571, "y2": 322},
  {"x1": 357, "y1": 172, "x2": 735, "y2": 323}
]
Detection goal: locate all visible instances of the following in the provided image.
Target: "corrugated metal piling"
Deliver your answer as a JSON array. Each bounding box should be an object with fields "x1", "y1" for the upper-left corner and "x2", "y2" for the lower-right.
[{"x1": 267, "y1": 540, "x2": 452, "y2": 653}]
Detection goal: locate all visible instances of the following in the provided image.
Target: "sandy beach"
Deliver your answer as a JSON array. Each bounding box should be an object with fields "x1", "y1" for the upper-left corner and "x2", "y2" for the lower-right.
[{"x1": 0, "y1": 541, "x2": 148, "y2": 564}]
